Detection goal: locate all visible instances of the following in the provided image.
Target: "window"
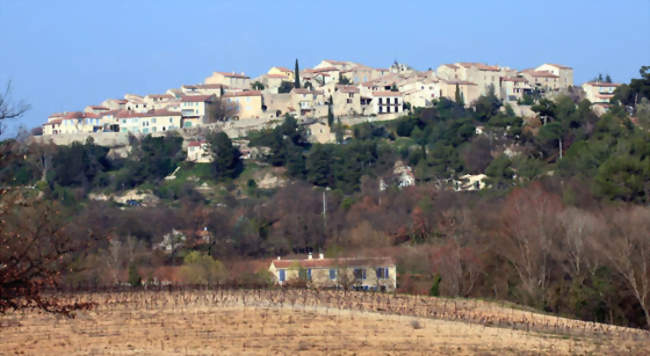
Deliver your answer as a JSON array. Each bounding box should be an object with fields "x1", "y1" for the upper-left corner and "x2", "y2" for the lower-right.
[
  {"x1": 376, "y1": 267, "x2": 389, "y2": 279},
  {"x1": 152, "y1": 118, "x2": 156, "y2": 123},
  {"x1": 353, "y1": 268, "x2": 366, "y2": 280},
  {"x1": 394, "y1": 98, "x2": 398, "y2": 104},
  {"x1": 279, "y1": 269, "x2": 286, "y2": 282},
  {"x1": 169, "y1": 118, "x2": 173, "y2": 123},
  {"x1": 379, "y1": 106, "x2": 383, "y2": 113},
  {"x1": 378, "y1": 98, "x2": 382, "y2": 104},
  {"x1": 386, "y1": 106, "x2": 390, "y2": 113},
  {"x1": 329, "y1": 269, "x2": 336, "y2": 280},
  {"x1": 307, "y1": 269, "x2": 312, "y2": 281}
]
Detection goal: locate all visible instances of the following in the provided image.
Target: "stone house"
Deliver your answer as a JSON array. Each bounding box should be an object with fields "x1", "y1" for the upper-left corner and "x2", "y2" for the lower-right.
[
  {"x1": 290, "y1": 88, "x2": 326, "y2": 117},
  {"x1": 519, "y1": 69, "x2": 561, "y2": 92},
  {"x1": 204, "y1": 71, "x2": 251, "y2": 89},
  {"x1": 535, "y1": 63, "x2": 574, "y2": 88},
  {"x1": 581, "y1": 81, "x2": 619, "y2": 105},
  {"x1": 331, "y1": 85, "x2": 361, "y2": 116},
  {"x1": 267, "y1": 66, "x2": 294, "y2": 82},
  {"x1": 180, "y1": 94, "x2": 219, "y2": 124},
  {"x1": 269, "y1": 254, "x2": 397, "y2": 291},
  {"x1": 115, "y1": 109, "x2": 182, "y2": 134},
  {"x1": 438, "y1": 79, "x2": 480, "y2": 106},
  {"x1": 223, "y1": 90, "x2": 264, "y2": 119},
  {"x1": 371, "y1": 91, "x2": 404, "y2": 115},
  {"x1": 500, "y1": 77, "x2": 532, "y2": 102},
  {"x1": 186, "y1": 140, "x2": 213, "y2": 163}
]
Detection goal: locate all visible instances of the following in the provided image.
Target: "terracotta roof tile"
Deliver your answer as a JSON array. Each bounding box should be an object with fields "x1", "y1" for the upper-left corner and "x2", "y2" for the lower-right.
[
  {"x1": 271, "y1": 256, "x2": 395, "y2": 269},
  {"x1": 223, "y1": 90, "x2": 262, "y2": 97},
  {"x1": 181, "y1": 95, "x2": 216, "y2": 102},
  {"x1": 372, "y1": 91, "x2": 403, "y2": 97}
]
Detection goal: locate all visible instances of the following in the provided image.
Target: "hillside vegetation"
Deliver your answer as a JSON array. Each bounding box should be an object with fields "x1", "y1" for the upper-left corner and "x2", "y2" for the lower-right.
[{"x1": 1, "y1": 67, "x2": 650, "y2": 329}]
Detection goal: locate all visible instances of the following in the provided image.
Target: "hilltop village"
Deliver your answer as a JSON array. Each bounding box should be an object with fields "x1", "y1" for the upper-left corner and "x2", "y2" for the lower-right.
[{"x1": 40, "y1": 59, "x2": 620, "y2": 146}]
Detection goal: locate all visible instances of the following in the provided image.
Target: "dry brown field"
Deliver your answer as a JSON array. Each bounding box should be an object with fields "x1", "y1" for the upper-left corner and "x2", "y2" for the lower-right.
[{"x1": 1, "y1": 289, "x2": 649, "y2": 355}]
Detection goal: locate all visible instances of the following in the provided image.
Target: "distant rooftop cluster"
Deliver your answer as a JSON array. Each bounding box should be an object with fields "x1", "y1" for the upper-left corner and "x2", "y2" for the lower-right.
[{"x1": 42, "y1": 59, "x2": 590, "y2": 138}]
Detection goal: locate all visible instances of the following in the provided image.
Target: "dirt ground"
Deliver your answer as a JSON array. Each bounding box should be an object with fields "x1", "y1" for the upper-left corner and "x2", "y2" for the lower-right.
[{"x1": 1, "y1": 291, "x2": 648, "y2": 355}]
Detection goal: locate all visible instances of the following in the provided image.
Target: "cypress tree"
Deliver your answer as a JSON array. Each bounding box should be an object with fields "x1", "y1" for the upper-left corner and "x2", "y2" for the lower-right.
[
  {"x1": 327, "y1": 97, "x2": 334, "y2": 127},
  {"x1": 454, "y1": 83, "x2": 464, "y2": 106},
  {"x1": 294, "y1": 59, "x2": 301, "y2": 89}
]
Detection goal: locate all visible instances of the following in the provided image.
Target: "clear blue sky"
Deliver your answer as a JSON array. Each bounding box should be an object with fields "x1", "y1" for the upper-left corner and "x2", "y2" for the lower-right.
[{"x1": 1, "y1": 0, "x2": 649, "y2": 137}]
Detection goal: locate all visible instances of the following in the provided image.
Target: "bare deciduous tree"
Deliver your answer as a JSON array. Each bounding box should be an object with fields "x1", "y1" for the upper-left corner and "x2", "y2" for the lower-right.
[
  {"x1": 0, "y1": 189, "x2": 95, "y2": 316},
  {"x1": 0, "y1": 81, "x2": 30, "y2": 136},
  {"x1": 497, "y1": 183, "x2": 564, "y2": 305},
  {"x1": 599, "y1": 206, "x2": 650, "y2": 328},
  {"x1": 205, "y1": 97, "x2": 238, "y2": 123}
]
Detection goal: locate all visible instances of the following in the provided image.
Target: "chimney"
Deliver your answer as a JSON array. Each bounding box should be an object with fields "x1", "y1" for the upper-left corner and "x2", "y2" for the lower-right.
[
  {"x1": 319, "y1": 253, "x2": 324, "y2": 260},
  {"x1": 308, "y1": 253, "x2": 313, "y2": 260}
]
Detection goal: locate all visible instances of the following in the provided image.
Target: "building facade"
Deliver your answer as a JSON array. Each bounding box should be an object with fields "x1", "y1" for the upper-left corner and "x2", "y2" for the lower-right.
[{"x1": 269, "y1": 255, "x2": 397, "y2": 291}]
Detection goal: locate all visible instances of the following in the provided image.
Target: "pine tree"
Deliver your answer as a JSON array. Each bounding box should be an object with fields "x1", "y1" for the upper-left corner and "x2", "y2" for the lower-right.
[
  {"x1": 208, "y1": 132, "x2": 242, "y2": 180},
  {"x1": 294, "y1": 59, "x2": 301, "y2": 89},
  {"x1": 605, "y1": 74, "x2": 612, "y2": 83}
]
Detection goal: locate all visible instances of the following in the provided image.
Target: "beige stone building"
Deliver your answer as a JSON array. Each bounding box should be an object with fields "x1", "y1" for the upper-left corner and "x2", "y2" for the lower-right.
[
  {"x1": 371, "y1": 91, "x2": 404, "y2": 115},
  {"x1": 500, "y1": 77, "x2": 532, "y2": 102},
  {"x1": 186, "y1": 140, "x2": 213, "y2": 163},
  {"x1": 117, "y1": 110, "x2": 182, "y2": 134},
  {"x1": 267, "y1": 66, "x2": 294, "y2": 82},
  {"x1": 304, "y1": 119, "x2": 335, "y2": 143},
  {"x1": 331, "y1": 85, "x2": 362, "y2": 116},
  {"x1": 581, "y1": 81, "x2": 620, "y2": 105},
  {"x1": 181, "y1": 84, "x2": 228, "y2": 97},
  {"x1": 536, "y1": 63, "x2": 574, "y2": 88},
  {"x1": 290, "y1": 88, "x2": 326, "y2": 117},
  {"x1": 204, "y1": 71, "x2": 251, "y2": 89},
  {"x1": 181, "y1": 94, "x2": 220, "y2": 123},
  {"x1": 268, "y1": 254, "x2": 397, "y2": 291},
  {"x1": 223, "y1": 90, "x2": 264, "y2": 119},
  {"x1": 101, "y1": 98, "x2": 128, "y2": 111},
  {"x1": 519, "y1": 69, "x2": 561, "y2": 92},
  {"x1": 42, "y1": 112, "x2": 104, "y2": 135},
  {"x1": 438, "y1": 80, "x2": 480, "y2": 106}
]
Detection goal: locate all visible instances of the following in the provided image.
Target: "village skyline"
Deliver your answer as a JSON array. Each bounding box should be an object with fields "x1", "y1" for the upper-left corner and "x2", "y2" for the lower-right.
[{"x1": 1, "y1": 0, "x2": 649, "y2": 137}]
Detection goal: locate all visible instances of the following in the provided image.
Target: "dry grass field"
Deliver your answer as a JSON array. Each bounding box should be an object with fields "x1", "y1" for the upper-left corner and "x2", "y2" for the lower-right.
[{"x1": 1, "y1": 289, "x2": 648, "y2": 355}]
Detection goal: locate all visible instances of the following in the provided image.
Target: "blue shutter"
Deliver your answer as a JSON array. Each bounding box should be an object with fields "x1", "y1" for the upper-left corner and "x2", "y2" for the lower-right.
[
  {"x1": 329, "y1": 269, "x2": 336, "y2": 280},
  {"x1": 279, "y1": 269, "x2": 285, "y2": 282},
  {"x1": 307, "y1": 269, "x2": 312, "y2": 280}
]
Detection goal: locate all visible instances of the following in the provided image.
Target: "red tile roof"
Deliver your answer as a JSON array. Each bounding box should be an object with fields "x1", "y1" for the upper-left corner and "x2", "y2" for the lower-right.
[
  {"x1": 521, "y1": 70, "x2": 559, "y2": 78},
  {"x1": 337, "y1": 85, "x2": 360, "y2": 93},
  {"x1": 372, "y1": 91, "x2": 403, "y2": 97},
  {"x1": 271, "y1": 256, "x2": 395, "y2": 269},
  {"x1": 117, "y1": 109, "x2": 182, "y2": 118},
  {"x1": 188, "y1": 140, "x2": 207, "y2": 147},
  {"x1": 266, "y1": 74, "x2": 287, "y2": 79},
  {"x1": 444, "y1": 80, "x2": 477, "y2": 86},
  {"x1": 546, "y1": 63, "x2": 573, "y2": 70},
  {"x1": 214, "y1": 71, "x2": 250, "y2": 79},
  {"x1": 502, "y1": 77, "x2": 528, "y2": 82},
  {"x1": 273, "y1": 66, "x2": 292, "y2": 73},
  {"x1": 223, "y1": 90, "x2": 262, "y2": 97},
  {"x1": 585, "y1": 81, "x2": 620, "y2": 87},
  {"x1": 181, "y1": 95, "x2": 216, "y2": 102},
  {"x1": 194, "y1": 83, "x2": 229, "y2": 89}
]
